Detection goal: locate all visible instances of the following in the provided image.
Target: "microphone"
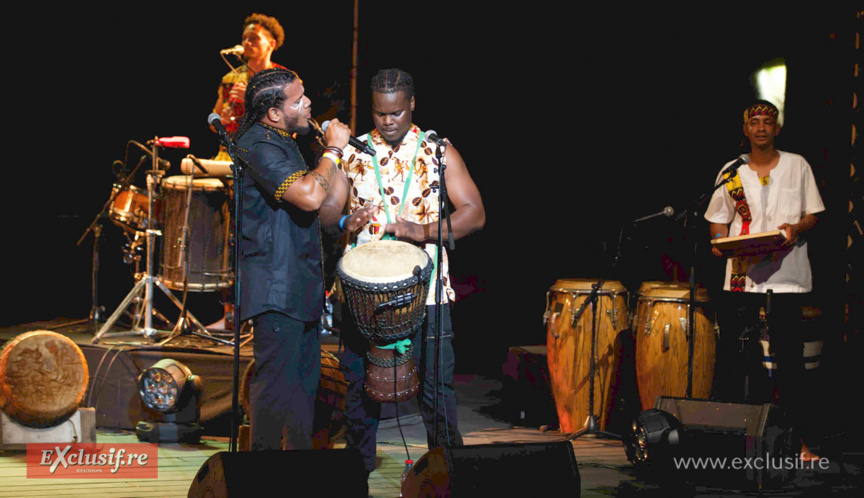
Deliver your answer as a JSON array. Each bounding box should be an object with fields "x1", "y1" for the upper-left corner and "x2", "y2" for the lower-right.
[
  {"x1": 220, "y1": 45, "x2": 243, "y2": 55},
  {"x1": 322, "y1": 120, "x2": 376, "y2": 156},
  {"x1": 633, "y1": 206, "x2": 675, "y2": 223},
  {"x1": 208, "y1": 113, "x2": 228, "y2": 134},
  {"x1": 721, "y1": 155, "x2": 748, "y2": 175}
]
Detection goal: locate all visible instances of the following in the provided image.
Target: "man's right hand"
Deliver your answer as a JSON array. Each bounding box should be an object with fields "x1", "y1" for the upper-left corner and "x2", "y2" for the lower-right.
[{"x1": 323, "y1": 118, "x2": 351, "y2": 150}]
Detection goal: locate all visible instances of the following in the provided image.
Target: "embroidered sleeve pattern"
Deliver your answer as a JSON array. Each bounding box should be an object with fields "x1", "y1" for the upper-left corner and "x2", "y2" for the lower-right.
[{"x1": 275, "y1": 171, "x2": 305, "y2": 200}]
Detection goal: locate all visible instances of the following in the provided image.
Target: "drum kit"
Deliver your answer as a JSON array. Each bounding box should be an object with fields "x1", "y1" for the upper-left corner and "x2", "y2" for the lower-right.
[
  {"x1": 86, "y1": 137, "x2": 237, "y2": 345},
  {"x1": 544, "y1": 277, "x2": 718, "y2": 438}
]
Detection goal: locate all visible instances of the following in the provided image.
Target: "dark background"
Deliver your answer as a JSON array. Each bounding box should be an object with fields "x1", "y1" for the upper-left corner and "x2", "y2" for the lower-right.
[{"x1": 4, "y1": 4, "x2": 856, "y2": 379}]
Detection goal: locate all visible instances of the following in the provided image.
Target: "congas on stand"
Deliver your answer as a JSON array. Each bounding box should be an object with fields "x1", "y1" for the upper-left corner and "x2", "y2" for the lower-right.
[
  {"x1": 159, "y1": 176, "x2": 232, "y2": 292},
  {"x1": 633, "y1": 282, "x2": 716, "y2": 410},
  {"x1": 336, "y1": 240, "x2": 433, "y2": 403},
  {"x1": 544, "y1": 278, "x2": 628, "y2": 433}
]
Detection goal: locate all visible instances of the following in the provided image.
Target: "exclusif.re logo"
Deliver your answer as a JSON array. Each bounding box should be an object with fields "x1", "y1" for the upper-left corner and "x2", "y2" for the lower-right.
[{"x1": 26, "y1": 443, "x2": 158, "y2": 479}]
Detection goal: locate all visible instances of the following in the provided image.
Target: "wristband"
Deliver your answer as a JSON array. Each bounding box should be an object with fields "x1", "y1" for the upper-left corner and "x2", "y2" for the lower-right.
[
  {"x1": 322, "y1": 152, "x2": 341, "y2": 166},
  {"x1": 339, "y1": 215, "x2": 350, "y2": 231}
]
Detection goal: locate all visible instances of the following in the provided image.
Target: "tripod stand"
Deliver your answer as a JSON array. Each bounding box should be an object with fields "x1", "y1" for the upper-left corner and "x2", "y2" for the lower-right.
[{"x1": 91, "y1": 141, "x2": 211, "y2": 344}]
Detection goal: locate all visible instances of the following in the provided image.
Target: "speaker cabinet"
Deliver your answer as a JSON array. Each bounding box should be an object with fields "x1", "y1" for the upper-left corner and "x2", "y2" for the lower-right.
[
  {"x1": 401, "y1": 441, "x2": 580, "y2": 497},
  {"x1": 653, "y1": 396, "x2": 795, "y2": 488},
  {"x1": 188, "y1": 449, "x2": 367, "y2": 497}
]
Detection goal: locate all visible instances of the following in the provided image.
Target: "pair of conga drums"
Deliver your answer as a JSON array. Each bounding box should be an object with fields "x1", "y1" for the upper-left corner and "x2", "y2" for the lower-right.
[{"x1": 545, "y1": 279, "x2": 716, "y2": 433}]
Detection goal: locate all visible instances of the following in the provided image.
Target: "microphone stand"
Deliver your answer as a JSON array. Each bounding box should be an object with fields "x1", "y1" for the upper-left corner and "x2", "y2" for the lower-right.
[
  {"x1": 567, "y1": 227, "x2": 627, "y2": 441},
  {"x1": 431, "y1": 135, "x2": 455, "y2": 448},
  {"x1": 211, "y1": 120, "x2": 252, "y2": 453},
  {"x1": 675, "y1": 166, "x2": 742, "y2": 398}
]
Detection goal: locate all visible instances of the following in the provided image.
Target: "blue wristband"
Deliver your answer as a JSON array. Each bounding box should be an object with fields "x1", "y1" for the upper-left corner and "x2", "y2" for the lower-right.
[{"x1": 339, "y1": 215, "x2": 350, "y2": 230}]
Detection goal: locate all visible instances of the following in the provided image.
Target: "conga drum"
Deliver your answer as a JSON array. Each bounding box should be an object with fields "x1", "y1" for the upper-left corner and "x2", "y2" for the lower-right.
[
  {"x1": 240, "y1": 350, "x2": 347, "y2": 449},
  {"x1": 337, "y1": 240, "x2": 433, "y2": 403},
  {"x1": 544, "y1": 279, "x2": 628, "y2": 433},
  {"x1": 0, "y1": 330, "x2": 89, "y2": 427},
  {"x1": 633, "y1": 282, "x2": 716, "y2": 410}
]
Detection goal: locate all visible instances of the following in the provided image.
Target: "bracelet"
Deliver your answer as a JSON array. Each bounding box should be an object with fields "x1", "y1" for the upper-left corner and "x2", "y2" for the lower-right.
[
  {"x1": 324, "y1": 146, "x2": 344, "y2": 157},
  {"x1": 339, "y1": 215, "x2": 350, "y2": 231},
  {"x1": 322, "y1": 151, "x2": 341, "y2": 166}
]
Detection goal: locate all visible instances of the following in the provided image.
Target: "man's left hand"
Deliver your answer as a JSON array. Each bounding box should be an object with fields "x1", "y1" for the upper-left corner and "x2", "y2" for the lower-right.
[
  {"x1": 384, "y1": 214, "x2": 427, "y2": 242},
  {"x1": 777, "y1": 222, "x2": 800, "y2": 246}
]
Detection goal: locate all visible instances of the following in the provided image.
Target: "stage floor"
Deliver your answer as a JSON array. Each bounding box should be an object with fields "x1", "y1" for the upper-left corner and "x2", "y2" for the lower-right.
[{"x1": 1, "y1": 319, "x2": 862, "y2": 497}]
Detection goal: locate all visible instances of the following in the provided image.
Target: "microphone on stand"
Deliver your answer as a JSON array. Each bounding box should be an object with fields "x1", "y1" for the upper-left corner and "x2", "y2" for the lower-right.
[
  {"x1": 721, "y1": 155, "x2": 748, "y2": 176},
  {"x1": 321, "y1": 120, "x2": 376, "y2": 156},
  {"x1": 220, "y1": 45, "x2": 244, "y2": 55},
  {"x1": 633, "y1": 206, "x2": 675, "y2": 223}
]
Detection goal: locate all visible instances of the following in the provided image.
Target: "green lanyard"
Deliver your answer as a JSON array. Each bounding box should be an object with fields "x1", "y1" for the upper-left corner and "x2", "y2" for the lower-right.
[
  {"x1": 371, "y1": 131, "x2": 424, "y2": 232},
  {"x1": 368, "y1": 131, "x2": 439, "y2": 295}
]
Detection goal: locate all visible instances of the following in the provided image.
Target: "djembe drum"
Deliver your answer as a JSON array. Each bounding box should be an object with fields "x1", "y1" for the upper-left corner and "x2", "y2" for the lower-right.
[{"x1": 336, "y1": 240, "x2": 433, "y2": 403}]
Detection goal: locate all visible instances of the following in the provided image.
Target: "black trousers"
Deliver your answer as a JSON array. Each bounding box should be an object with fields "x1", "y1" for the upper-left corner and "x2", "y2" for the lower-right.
[
  {"x1": 714, "y1": 292, "x2": 812, "y2": 437},
  {"x1": 249, "y1": 311, "x2": 321, "y2": 451}
]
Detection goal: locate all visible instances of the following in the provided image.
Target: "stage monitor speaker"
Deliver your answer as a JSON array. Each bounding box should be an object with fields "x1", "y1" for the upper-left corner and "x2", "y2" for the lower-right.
[
  {"x1": 653, "y1": 396, "x2": 795, "y2": 489},
  {"x1": 188, "y1": 448, "x2": 367, "y2": 498},
  {"x1": 401, "y1": 441, "x2": 581, "y2": 497}
]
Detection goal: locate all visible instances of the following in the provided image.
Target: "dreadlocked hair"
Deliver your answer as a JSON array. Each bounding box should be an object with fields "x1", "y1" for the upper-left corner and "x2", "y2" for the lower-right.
[
  {"x1": 370, "y1": 68, "x2": 415, "y2": 100},
  {"x1": 235, "y1": 68, "x2": 298, "y2": 139}
]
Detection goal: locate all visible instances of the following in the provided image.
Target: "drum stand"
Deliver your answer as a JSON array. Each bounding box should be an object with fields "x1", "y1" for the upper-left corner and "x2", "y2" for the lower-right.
[{"x1": 92, "y1": 148, "x2": 212, "y2": 344}]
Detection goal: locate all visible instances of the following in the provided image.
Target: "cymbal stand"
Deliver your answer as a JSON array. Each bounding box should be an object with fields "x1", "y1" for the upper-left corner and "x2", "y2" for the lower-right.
[{"x1": 91, "y1": 140, "x2": 210, "y2": 344}]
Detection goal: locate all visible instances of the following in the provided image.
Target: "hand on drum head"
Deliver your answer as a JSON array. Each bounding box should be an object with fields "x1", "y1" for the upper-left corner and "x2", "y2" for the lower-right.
[{"x1": 385, "y1": 214, "x2": 427, "y2": 243}]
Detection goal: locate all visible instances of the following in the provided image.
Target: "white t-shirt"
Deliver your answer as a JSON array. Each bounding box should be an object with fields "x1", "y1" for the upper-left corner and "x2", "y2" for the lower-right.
[{"x1": 704, "y1": 151, "x2": 825, "y2": 293}]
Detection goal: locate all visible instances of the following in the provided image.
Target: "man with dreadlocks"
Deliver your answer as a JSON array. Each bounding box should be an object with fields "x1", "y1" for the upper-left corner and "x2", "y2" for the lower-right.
[
  {"x1": 321, "y1": 68, "x2": 485, "y2": 477},
  {"x1": 211, "y1": 13, "x2": 287, "y2": 160},
  {"x1": 234, "y1": 67, "x2": 351, "y2": 451},
  {"x1": 704, "y1": 99, "x2": 824, "y2": 461}
]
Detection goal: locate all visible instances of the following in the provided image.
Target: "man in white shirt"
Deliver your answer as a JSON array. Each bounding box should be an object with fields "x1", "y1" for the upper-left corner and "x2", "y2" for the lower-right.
[{"x1": 704, "y1": 100, "x2": 824, "y2": 461}]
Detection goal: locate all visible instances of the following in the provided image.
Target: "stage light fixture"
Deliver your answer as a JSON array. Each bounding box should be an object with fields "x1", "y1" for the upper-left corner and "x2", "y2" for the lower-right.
[
  {"x1": 624, "y1": 408, "x2": 682, "y2": 470},
  {"x1": 135, "y1": 358, "x2": 203, "y2": 443}
]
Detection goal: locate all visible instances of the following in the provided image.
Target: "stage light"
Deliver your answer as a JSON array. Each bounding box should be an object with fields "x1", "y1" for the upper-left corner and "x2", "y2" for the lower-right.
[
  {"x1": 624, "y1": 408, "x2": 682, "y2": 470},
  {"x1": 135, "y1": 359, "x2": 203, "y2": 443}
]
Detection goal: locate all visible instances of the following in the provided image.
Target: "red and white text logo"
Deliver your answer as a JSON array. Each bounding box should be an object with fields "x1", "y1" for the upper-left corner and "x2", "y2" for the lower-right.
[{"x1": 26, "y1": 443, "x2": 158, "y2": 478}]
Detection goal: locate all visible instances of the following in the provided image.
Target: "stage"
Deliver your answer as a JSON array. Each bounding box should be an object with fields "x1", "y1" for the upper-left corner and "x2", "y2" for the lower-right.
[{"x1": 1, "y1": 318, "x2": 861, "y2": 497}]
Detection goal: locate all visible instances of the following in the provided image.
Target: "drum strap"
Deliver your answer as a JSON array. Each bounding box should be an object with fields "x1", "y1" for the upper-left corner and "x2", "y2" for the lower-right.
[{"x1": 723, "y1": 169, "x2": 752, "y2": 292}]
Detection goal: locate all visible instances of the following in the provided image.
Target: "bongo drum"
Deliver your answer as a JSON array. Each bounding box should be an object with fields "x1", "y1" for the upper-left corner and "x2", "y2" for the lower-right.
[
  {"x1": 543, "y1": 278, "x2": 628, "y2": 433},
  {"x1": 159, "y1": 175, "x2": 231, "y2": 292},
  {"x1": 336, "y1": 240, "x2": 433, "y2": 403},
  {"x1": 633, "y1": 282, "x2": 716, "y2": 410}
]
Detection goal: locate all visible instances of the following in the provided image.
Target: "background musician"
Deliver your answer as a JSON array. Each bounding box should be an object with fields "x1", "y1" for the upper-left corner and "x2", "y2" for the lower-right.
[
  {"x1": 704, "y1": 99, "x2": 825, "y2": 461},
  {"x1": 320, "y1": 68, "x2": 485, "y2": 479},
  {"x1": 211, "y1": 13, "x2": 286, "y2": 161}
]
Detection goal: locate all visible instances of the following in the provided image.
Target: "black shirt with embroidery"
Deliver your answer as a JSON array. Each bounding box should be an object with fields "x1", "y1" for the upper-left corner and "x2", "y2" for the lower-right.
[{"x1": 236, "y1": 122, "x2": 324, "y2": 322}]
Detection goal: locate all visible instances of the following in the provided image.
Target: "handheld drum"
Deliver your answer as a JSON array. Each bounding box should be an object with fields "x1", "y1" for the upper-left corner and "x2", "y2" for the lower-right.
[{"x1": 336, "y1": 240, "x2": 433, "y2": 403}]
